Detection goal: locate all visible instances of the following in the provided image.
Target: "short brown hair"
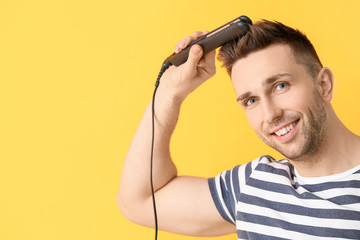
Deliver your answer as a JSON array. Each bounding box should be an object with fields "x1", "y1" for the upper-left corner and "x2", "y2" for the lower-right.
[{"x1": 218, "y1": 20, "x2": 323, "y2": 77}]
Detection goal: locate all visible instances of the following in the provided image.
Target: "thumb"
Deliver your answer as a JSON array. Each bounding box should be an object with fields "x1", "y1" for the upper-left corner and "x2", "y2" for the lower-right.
[{"x1": 185, "y1": 44, "x2": 203, "y2": 71}]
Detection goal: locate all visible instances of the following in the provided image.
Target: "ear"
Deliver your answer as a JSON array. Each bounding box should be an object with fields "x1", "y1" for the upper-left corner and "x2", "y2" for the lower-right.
[{"x1": 316, "y1": 67, "x2": 334, "y2": 103}]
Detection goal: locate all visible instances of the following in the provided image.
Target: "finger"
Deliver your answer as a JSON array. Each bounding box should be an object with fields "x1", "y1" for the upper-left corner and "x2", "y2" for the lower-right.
[
  {"x1": 184, "y1": 44, "x2": 203, "y2": 71},
  {"x1": 186, "y1": 31, "x2": 208, "y2": 51},
  {"x1": 174, "y1": 40, "x2": 184, "y2": 53},
  {"x1": 174, "y1": 30, "x2": 206, "y2": 53},
  {"x1": 182, "y1": 36, "x2": 193, "y2": 48},
  {"x1": 174, "y1": 36, "x2": 193, "y2": 53},
  {"x1": 192, "y1": 31, "x2": 203, "y2": 38}
]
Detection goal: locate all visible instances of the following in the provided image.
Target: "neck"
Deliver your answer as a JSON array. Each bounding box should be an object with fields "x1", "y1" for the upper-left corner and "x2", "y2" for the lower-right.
[{"x1": 291, "y1": 106, "x2": 360, "y2": 177}]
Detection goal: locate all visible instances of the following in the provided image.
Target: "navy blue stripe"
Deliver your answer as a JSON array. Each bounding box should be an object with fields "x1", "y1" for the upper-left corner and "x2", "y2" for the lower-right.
[
  {"x1": 259, "y1": 155, "x2": 275, "y2": 162},
  {"x1": 208, "y1": 177, "x2": 234, "y2": 224},
  {"x1": 300, "y1": 180, "x2": 360, "y2": 192},
  {"x1": 327, "y1": 195, "x2": 360, "y2": 205},
  {"x1": 223, "y1": 168, "x2": 236, "y2": 221},
  {"x1": 246, "y1": 176, "x2": 320, "y2": 200},
  {"x1": 258, "y1": 156, "x2": 296, "y2": 183},
  {"x1": 256, "y1": 163, "x2": 295, "y2": 181},
  {"x1": 238, "y1": 212, "x2": 360, "y2": 239},
  {"x1": 240, "y1": 193, "x2": 360, "y2": 220},
  {"x1": 245, "y1": 161, "x2": 252, "y2": 181},
  {"x1": 232, "y1": 165, "x2": 241, "y2": 201},
  {"x1": 238, "y1": 230, "x2": 290, "y2": 240},
  {"x1": 278, "y1": 159, "x2": 294, "y2": 170}
]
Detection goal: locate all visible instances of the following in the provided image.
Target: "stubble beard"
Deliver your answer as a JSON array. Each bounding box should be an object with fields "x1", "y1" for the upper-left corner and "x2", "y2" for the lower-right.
[{"x1": 259, "y1": 90, "x2": 327, "y2": 162}]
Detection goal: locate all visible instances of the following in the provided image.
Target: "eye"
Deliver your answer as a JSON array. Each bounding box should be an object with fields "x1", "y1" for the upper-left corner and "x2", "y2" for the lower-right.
[
  {"x1": 245, "y1": 98, "x2": 257, "y2": 106},
  {"x1": 275, "y1": 82, "x2": 288, "y2": 91}
]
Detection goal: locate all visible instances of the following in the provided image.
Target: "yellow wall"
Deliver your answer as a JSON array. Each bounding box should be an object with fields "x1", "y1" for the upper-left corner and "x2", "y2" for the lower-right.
[{"x1": 1, "y1": 0, "x2": 360, "y2": 239}]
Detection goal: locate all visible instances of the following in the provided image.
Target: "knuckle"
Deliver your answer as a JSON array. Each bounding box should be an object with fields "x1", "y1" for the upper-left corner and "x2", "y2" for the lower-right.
[
  {"x1": 193, "y1": 31, "x2": 202, "y2": 36},
  {"x1": 184, "y1": 36, "x2": 192, "y2": 42},
  {"x1": 175, "y1": 40, "x2": 182, "y2": 48}
]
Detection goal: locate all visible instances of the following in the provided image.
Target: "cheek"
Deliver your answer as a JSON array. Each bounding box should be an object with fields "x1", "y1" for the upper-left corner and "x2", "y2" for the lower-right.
[
  {"x1": 275, "y1": 87, "x2": 310, "y2": 112},
  {"x1": 279, "y1": 97, "x2": 303, "y2": 110}
]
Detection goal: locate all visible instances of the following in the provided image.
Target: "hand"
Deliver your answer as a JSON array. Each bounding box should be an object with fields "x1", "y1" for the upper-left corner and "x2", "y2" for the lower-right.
[{"x1": 158, "y1": 31, "x2": 216, "y2": 103}]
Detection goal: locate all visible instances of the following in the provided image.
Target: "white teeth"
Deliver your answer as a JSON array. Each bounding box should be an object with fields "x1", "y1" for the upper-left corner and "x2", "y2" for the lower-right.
[{"x1": 275, "y1": 122, "x2": 296, "y2": 136}]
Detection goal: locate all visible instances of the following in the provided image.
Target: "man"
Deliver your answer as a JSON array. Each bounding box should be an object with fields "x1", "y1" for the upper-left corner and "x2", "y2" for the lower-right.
[{"x1": 117, "y1": 20, "x2": 360, "y2": 239}]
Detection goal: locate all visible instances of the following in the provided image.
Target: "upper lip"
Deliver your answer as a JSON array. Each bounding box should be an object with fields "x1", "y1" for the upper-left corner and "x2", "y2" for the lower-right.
[{"x1": 270, "y1": 119, "x2": 298, "y2": 134}]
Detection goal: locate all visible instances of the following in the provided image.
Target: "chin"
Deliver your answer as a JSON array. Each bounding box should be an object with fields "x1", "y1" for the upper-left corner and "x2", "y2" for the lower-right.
[{"x1": 277, "y1": 142, "x2": 319, "y2": 162}]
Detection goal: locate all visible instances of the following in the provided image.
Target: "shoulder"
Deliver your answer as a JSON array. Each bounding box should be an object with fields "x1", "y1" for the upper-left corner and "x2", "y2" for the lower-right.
[
  {"x1": 214, "y1": 155, "x2": 292, "y2": 177},
  {"x1": 242, "y1": 155, "x2": 295, "y2": 183},
  {"x1": 246, "y1": 155, "x2": 293, "y2": 173}
]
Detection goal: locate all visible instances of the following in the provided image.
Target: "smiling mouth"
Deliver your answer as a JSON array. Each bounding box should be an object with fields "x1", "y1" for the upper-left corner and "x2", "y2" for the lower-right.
[{"x1": 273, "y1": 119, "x2": 299, "y2": 136}]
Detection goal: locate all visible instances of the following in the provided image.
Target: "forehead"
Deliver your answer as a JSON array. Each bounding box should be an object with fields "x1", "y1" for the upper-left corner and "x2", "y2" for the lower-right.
[{"x1": 231, "y1": 44, "x2": 303, "y2": 93}]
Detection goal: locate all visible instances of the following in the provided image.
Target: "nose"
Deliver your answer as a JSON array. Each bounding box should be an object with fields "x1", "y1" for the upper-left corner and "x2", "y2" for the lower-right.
[{"x1": 262, "y1": 98, "x2": 283, "y2": 123}]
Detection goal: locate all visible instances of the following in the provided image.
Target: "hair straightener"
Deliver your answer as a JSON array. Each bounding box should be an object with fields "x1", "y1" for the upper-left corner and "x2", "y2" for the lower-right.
[{"x1": 155, "y1": 15, "x2": 252, "y2": 85}]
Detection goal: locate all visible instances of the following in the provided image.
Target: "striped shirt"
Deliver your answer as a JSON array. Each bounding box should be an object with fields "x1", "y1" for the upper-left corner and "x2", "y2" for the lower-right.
[{"x1": 208, "y1": 155, "x2": 360, "y2": 239}]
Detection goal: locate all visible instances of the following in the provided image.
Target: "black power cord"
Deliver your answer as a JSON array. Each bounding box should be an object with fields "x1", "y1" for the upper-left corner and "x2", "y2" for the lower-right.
[
  {"x1": 148, "y1": 15, "x2": 251, "y2": 240},
  {"x1": 150, "y1": 60, "x2": 170, "y2": 240}
]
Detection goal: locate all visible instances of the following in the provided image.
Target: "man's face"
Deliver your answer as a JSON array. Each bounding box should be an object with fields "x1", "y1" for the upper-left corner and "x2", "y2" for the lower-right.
[{"x1": 231, "y1": 44, "x2": 326, "y2": 161}]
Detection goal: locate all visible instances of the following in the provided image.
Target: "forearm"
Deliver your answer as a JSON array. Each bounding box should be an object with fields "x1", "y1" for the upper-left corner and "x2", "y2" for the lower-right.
[
  {"x1": 117, "y1": 84, "x2": 182, "y2": 212},
  {"x1": 117, "y1": 35, "x2": 216, "y2": 227}
]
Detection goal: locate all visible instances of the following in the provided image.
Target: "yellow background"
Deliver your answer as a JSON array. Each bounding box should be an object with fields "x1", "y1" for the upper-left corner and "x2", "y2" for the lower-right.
[{"x1": 1, "y1": 0, "x2": 360, "y2": 239}]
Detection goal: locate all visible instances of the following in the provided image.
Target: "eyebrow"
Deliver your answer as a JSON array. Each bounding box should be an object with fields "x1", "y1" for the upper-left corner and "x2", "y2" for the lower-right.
[{"x1": 236, "y1": 73, "x2": 292, "y2": 102}]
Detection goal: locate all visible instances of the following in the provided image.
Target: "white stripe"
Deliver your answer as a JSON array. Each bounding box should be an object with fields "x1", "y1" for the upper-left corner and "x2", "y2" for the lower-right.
[
  {"x1": 294, "y1": 164, "x2": 360, "y2": 185},
  {"x1": 342, "y1": 203, "x2": 360, "y2": 209},
  {"x1": 250, "y1": 170, "x2": 308, "y2": 192},
  {"x1": 236, "y1": 220, "x2": 352, "y2": 240},
  {"x1": 236, "y1": 201, "x2": 359, "y2": 230},
  {"x1": 249, "y1": 158, "x2": 258, "y2": 172},
  {"x1": 238, "y1": 164, "x2": 247, "y2": 193},
  {"x1": 314, "y1": 187, "x2": 360, "y2": 199}
]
